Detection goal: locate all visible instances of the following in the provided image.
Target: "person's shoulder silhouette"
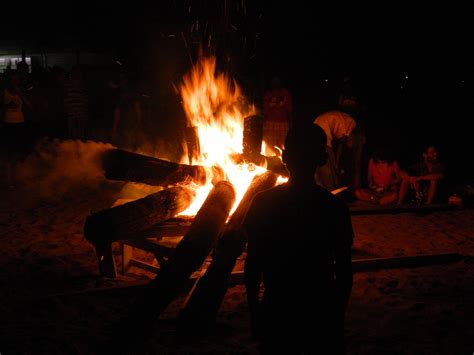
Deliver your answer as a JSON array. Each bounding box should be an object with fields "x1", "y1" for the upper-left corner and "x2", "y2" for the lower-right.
[{"x1": 243, "y1": 122, "x2": 354, "y2": 354}]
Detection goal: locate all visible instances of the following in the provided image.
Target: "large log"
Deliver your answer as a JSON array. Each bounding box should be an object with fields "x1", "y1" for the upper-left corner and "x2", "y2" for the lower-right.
[
  {"x1": 102, "y1": 148, "x2": 208, "y2": 186},
  {"x1": 117, "y1": 180, "x2": 236, "y2": 342},
  {"x1": 185, "y1": 126, "x2": 201, "y2": 165},
  {"x1": 230, "y1": 152, "x2": 289, "y2": 177},
  {"x1": 177, "y1": 171, "x2": 278, "y2": 336},
  {"x1": 242, "y1": 114, "x2": 264, "y2": 162},
  {"x1": 84, "y1": 186, "x2": 196, "y2": 247}
]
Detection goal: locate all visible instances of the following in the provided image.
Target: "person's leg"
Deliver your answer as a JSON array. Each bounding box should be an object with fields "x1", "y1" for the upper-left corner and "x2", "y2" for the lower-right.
[
  {"x1": 425, "y1": 179, "x2": 439, "y2": 204},
  {"x1": 379, "y1": 191, "x2": 398, "y2": 205},
  {"x1": 398, "y1": 178, "x2": 411, "y2": 204},
  {"x1": 354, "y1": 188, "x2": 375, "y2": 202}
]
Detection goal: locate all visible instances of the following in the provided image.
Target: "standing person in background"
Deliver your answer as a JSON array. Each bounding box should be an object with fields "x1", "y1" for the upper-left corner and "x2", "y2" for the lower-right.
[
  {"x1": 64, "y1": 65, "x2": 89, "y2": 140},
  {"x1": 263, "y1": 76, "x2": 292, "y2": 156},
  {"x1": 1, "y1": 71, "x2": 32, "y2": 188},
  {"x1": 44, "y1": 66, "x2": 67, "y2": 139},
  {"x1": 337, "y1": 75, "x2": 367, "y2": 190},
  {"x1": 314, "y1": 110, "x2": 356, "y2": 191}
]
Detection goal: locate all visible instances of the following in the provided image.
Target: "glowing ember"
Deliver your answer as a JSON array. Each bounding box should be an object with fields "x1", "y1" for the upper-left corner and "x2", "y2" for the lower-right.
[{"x1": 179, "y1": 57, "x2": 268, "y2": 215}]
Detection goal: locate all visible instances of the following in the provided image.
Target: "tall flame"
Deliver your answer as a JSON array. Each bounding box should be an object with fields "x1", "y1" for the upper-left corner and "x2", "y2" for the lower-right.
[{"x1": 179, "y1": 57, "x2": 267, "y2": 215}]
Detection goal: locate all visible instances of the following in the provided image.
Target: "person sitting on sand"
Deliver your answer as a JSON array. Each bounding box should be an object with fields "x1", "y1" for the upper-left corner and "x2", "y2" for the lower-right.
[
  {"x1": 354, "y1": 147, "x2": 401, "y2": 205},
  {"x1": 398, "y1": 145, "x2": 445, "y2": 205}
]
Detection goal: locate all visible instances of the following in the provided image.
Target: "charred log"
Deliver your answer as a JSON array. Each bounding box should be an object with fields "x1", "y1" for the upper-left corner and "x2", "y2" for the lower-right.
[
  {"x1": 185, "y1": 126, "x2": 201, "y2": 165},
  {"x1": 84, "y1": 186, "x2": 195, "y2": 247},
  {"x1": 121, "y1": 181, "x2": 236, "y2": 338},
  {"x1": 230, "y1": 152, "x2": 289, "y2": 177},
  {"x1": 102, "y1": 148, "x2": 208, "y2": 186},
  {"x1": 178, "y1": 171, "x2": 278, "y2": 335},
  {"x1": 242, "y1": 115, "x2": 263, "y2": 162}
]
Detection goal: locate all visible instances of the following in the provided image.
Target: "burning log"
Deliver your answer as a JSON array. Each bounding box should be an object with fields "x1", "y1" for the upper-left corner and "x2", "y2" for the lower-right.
[
  {"x1": 102, "y1": 148, "x2": 208, "y2": 186},
  {"x1": 84, "y1": 186, "x2": 196, "y2": 277},
  {"x1": 241, "y1": 114, "x2": 289, "y2": 177},
  {"x1": 177, "y1": 171, "x2": 278, "y2": 335},
  {"x1": 230, "y1": 152, "x2": 289, "y2": 177},
  {"x1": 122, "y1": 180, "x2": 236, "y2": 336},
  {"x1": 185, "y1": 126, "x2": 201, "y2": 165},
  {"x1": 242, "y1": 114, "x2": 263, "y2": 162},
  {"x1": 84, "y1": 186, "x2": 196, "y2": 247}
]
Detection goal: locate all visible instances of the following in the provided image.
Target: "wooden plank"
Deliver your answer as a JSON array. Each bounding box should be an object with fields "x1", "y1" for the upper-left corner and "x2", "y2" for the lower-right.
[
  {"x1": 122, "y1": 244, "x2": 134, "y2": 274},
  {"x1": 95, "y1": 244, "x2": 117, "y2": 278},
  {"x1": 352, "y1": 253, "x2": 463, "y2": 271},
  {"x1": 129, "y1": 259, "x2": 160, "y2": 274}
]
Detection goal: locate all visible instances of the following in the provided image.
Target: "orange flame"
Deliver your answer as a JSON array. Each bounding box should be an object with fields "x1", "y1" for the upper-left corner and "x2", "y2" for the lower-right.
[{"x1": 179, "y1": 57, "x2": 267, "y2": 215}]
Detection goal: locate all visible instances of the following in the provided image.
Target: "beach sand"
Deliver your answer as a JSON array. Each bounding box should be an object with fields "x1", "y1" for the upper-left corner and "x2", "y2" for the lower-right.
[{"x1": 1, "y1": 163, "x2": 473, "y2": 354}]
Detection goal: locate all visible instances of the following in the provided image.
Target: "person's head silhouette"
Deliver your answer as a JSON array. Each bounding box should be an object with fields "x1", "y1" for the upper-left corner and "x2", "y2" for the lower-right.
[{"x1": 283, "y1": 123, "x2": 327, "y2": 182}]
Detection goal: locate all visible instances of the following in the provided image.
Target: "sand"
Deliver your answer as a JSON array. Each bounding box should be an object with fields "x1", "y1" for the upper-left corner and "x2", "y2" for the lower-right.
[{"x1": 1, "y1": 165, "x2": 473, "y2": 354}]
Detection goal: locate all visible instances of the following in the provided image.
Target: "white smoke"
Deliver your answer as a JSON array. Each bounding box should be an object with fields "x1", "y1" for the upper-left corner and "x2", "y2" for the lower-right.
[{"x1": 16, "y1": 138, "x2": 114, "y2": 199}]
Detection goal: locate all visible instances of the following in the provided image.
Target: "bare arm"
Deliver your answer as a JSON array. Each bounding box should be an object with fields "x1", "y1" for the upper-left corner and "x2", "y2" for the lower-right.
[
  {"x1": 416, "y1": 172, "x2": 444, "y2": 181},
  {"x1": 386, "y1": 161, "x2": 401, "y2": 188}
]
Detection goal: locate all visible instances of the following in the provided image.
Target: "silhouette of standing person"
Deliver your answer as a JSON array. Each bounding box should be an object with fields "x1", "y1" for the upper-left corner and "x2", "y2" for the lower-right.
[{"x1": 243, "y1": 123, "x2": 354, "y2": 354}]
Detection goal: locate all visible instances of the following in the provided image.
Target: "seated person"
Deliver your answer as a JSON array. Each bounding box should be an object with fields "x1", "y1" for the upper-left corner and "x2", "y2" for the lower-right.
[
  {"x1": 354, "y1": 148, "x2": 401, "y2": 205},
  {"x1": 398, "y1": 145, "x2": 445, "y2": 205}
]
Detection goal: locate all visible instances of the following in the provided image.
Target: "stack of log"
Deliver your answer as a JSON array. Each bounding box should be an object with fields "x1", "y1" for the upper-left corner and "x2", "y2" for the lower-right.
[{"x1": 83, "y1": 117, "x2": 282, "y2": 332}]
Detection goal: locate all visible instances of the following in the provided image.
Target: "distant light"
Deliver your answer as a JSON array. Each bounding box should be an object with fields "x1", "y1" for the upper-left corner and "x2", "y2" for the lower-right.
[
  {"x1": 461, "y1": 80, "x2": 465, "y2": 84},
  {"x1": 405, "y1": 75, "x2": 409, "y2": 79},
  {"x1": 400, "y1": 86, "x2": 404, "y2": 89},
  {"x1": 324, "y1": 79, "x2": 329, "y2": 82}
]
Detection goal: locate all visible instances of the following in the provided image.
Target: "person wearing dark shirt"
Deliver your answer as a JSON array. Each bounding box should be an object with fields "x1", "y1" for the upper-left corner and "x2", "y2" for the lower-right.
[
  {"x1": 398, "y1": 145, "x2": 445, "y2": 205},
  {"x1": 243, "y1": 123, "x2": 354, "y2": 354}
]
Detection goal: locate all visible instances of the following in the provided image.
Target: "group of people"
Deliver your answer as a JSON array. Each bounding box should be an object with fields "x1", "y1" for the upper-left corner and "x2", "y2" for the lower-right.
[
  {"x1": 355, "y1": 145, "x2": 445, "y2": 205},
  {"x1": 0, "y1": 62, "x2": 164, "y2": 189},
  {"x1": 262, "y1": 76, "x2": 446, "y2": 206},
  {"x1": 242, "y1": 77, "x2": 447, "y2": 353}
]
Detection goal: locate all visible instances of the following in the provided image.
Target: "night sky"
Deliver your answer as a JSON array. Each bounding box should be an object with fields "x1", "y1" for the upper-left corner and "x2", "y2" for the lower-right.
[{"x1": 2, "y1": 1, "x2": 473, "y2": 179}]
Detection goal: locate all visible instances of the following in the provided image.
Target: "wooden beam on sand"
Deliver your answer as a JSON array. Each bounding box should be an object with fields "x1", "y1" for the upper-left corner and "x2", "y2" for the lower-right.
[
  {"x1": 352, "y1": 253, "x2": 464, "y2": 272},
  {"x1": 45, "y1": 254, "x2": 466, "y2": 300}
]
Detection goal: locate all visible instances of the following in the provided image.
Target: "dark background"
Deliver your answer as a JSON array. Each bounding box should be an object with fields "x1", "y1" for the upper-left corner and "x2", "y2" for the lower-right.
[{"x1": 1, "y1": 1, "x2": 473, "y2": 182}]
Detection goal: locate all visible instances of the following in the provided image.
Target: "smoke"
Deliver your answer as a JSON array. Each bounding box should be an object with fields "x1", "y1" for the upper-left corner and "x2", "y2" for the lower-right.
[{"x1": 15, "y1": 138, "x2": 114, "y2": 200}]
